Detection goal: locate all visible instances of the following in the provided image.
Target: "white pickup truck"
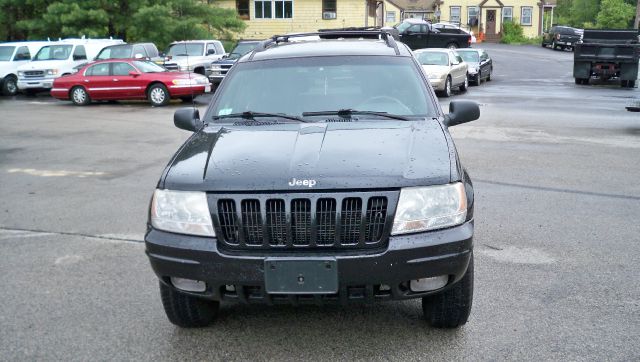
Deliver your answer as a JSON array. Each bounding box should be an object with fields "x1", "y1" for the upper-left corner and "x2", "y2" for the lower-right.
[
  {"x1": 16, "y1": 38, "x2": 123, "y2": 93},
  {"x1": 0, "y1": 41, "x2": 51, "y2": 96},
  {"x1": 162, "y1": 40, "x2": 225, "y2": 76}
]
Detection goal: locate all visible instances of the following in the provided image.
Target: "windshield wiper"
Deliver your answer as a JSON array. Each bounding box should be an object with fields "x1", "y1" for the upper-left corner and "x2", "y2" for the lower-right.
[
  {"x1": 212, "y1": 111, "x2": 310, "y2": 123},
  {"x1": 302, "y1": 109, "x2": 411, "y2": 121}
]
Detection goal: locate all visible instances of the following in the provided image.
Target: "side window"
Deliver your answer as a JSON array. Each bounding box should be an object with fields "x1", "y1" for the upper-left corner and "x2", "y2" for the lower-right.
[
  {"x1": 420, "y1": 25, "x2": 428, "y2": 33},
  {"x1": 456, "y1": 55, "x2": 463, "y2": 63},
  {"x1": 206, "y1": 43, "x2": 216, "y2": 55},
  {"x1": 407, "y1": 24, "x2": 421, "y2": 33},
  {"x1": 112, "y1": 62, "x2": 136, "y2": 76},
  {"x1": 133, "y1": 45, "x2": 146, "y2": 58},
  {"x1": 14, "y1": 46, "x2": 31, "y2": 61},
  {"x1": 214, "y1": 42, "x2": 224, "y2": 55},
  {"x1": 145, "y1": 44, "x2": 158, "y2": 57},
  {"x1": 86, "y1": 63, "x2": 110, "y2": 76},
  {"x1": 73, "y1": 45, "x2": 87, "y2": 60}
]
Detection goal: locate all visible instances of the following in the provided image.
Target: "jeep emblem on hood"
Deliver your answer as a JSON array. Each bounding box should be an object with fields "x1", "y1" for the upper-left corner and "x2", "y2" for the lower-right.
[{"x1": 288, "y1": 178, "x2": 317, "y2": 188}]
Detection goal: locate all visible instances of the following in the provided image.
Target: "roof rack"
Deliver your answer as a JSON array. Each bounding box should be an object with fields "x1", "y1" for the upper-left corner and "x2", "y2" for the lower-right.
[{"x1": 249, "y1": 29, "x2": 400, "y2": 60}]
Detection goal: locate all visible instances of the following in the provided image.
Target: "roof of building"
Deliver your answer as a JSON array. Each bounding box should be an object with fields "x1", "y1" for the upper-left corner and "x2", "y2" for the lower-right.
[{"x1": 387, "y1": 0, "x2": 438, "y2": 11}]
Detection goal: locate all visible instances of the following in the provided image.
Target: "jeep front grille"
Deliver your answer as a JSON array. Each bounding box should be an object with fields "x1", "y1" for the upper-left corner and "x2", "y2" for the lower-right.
[{"x1": 210, "y1": 191, "x2": 398, "y2": 250}]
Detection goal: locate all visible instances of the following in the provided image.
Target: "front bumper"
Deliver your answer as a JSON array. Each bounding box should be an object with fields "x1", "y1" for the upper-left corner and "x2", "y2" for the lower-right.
[
  {"x1": 17, "y1": 78, "x2": 54, "y2": 90},
  {"x1": 145, "y1": 220, "x2": 473, "y2": 304}
]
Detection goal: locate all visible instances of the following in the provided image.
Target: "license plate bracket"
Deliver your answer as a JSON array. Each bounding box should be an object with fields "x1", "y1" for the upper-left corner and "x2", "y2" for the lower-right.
[{"x1": 264, "y1": 258, "x2": 338, "y2": 294}]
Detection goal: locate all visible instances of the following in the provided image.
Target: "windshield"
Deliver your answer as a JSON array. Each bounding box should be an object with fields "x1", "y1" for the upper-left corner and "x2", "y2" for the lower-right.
[
  {"x1": 166, "y1": 43, "x2": 203, "y2": 57},
  {"x1": 228, "y1": 42, "x2": 258, "y2": 60},
  {"x1": 96, "y1": 45, "x2": 133, "y2": 60},
  {"x1": 394, "y1": 22, "x2": 412, "y2": 32},
  {"x1": 416, "y1": 52, "x2": 449, "y2": 66},
  {"x1": 211, "y1": 56, "x2": 436, "y2": 119},
  {"x1": 34, "y1": 45, "x2": 73, "y2": 61},
  {"x1": 133, "y1": 60, "x2": 166, "y2": 73},
  {"x1": 457, "y1": 51, "x2": 479, "y2": 62},
  {"x1": 0, "y1": 46, "x2": 15, "y2": 61}
]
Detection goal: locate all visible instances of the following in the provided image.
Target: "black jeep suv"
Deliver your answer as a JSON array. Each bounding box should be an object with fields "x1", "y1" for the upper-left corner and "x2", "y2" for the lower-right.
[{"x1": 145, "y1": 31, "x2": 480, "y2": 329}]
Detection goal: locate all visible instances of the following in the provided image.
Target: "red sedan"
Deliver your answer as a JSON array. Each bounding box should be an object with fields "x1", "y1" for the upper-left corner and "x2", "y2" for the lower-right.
[{"x1": 51, "y1": 59, "x2": 211, "y2": 106}]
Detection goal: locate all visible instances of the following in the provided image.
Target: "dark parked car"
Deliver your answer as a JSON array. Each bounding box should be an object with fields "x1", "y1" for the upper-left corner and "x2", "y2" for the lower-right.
[
  {"x1": 456, "y1": 48, "x2": 493, "y2": 85},
  {"x1": 388, "y1": 19, "x2": 471, "y2": 50},
  {"x1": 209, "y1": 40, "x2": 260, "y2": 84},
  {"x1": 145, "y1": 30, "x2": 480, "y2": 329},
  {"x1": 542, "y1": 26, "x2": 582, "y2": 51},
  {"x1": 95, "y1": 43, "x2": 162, "y2": 61}
]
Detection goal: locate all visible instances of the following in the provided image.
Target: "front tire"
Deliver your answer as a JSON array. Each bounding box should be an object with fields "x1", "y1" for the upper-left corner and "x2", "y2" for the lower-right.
[
  {"x1": 70, "y1": 86, "x2": 90, "y2": 106},
  {"x1": 2, "y1": 75, "x2": 18, "y2": 96},
  {"x1": 446, "y1": 43, "x2": 458, "y2": 50},
  {"x1": 459, "y1": 74, "x2": 468, "y2": 92},
  {"x1": 474, "y1": 71, "x2": 482, "y2": 86},
  {"x1": 159, "y1": 282, "x2": 219, "y2": 328},
  {"x1": 440, "y1": 76, "x2": 452, "y2": 97},
  {"x1": 148, "y1": 84, "x2": 170, "y2": 107},
  {"x1": 422, "y1": 254, "x2": 474, "y2": 329}
]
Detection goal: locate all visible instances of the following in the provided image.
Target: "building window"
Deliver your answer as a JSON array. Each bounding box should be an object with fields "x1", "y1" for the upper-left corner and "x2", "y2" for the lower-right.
[
  {"x1": 502, "y1": 6, "x2": 513, "y2": 23},
  {"x1": 322, "y1": 0, "x2": 336, "y2": 19},
  {"x1": 450, "y1": 6, "x2": 461, "y2": 24},
  {"x1": 386, "y1": 11, "x2": 396, "y2": 23},
  {"x1": 237, "y1": 0, "x2": 250, "y2": 19},
  {"x1": 521, "y1": 6, "x2": 532, "y2": 26},
  {"x1": 255, "y1": 0, "x2": 292, "y2": 19},
  {"x1": 467, "y1": 6, "x2": 478, "y2": 26}
]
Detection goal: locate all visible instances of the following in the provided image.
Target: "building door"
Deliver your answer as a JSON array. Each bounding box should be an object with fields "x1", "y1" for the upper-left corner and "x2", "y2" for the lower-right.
[{"x1": 486, "y1": 10, "x2": 496, "y2": 34}]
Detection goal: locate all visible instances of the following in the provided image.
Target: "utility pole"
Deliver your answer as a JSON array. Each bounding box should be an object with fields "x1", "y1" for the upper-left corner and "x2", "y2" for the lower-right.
[{"x1": 635, "y1": 0, "x2": 639, "y2": 28}]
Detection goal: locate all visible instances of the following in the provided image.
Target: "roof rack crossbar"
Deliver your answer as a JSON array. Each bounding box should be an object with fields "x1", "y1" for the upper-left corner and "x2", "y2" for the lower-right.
[{"x1": 248, "y1": 29, "x2": 400, "y2": 59}]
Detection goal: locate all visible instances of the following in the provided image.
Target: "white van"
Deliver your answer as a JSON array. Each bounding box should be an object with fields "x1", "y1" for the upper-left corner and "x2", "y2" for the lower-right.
[
  {"x1": 0, "y1": 41, "x2": 52, "y2": 96},
  {"x1": 16, "y1": 38, "x2": 123, "y2": 92}
]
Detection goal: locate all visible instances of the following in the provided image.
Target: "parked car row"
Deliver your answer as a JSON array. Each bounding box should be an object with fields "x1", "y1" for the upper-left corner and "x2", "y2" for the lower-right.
[{"x1": 414, "y1": 47, "x2": 493, "y2": 97}]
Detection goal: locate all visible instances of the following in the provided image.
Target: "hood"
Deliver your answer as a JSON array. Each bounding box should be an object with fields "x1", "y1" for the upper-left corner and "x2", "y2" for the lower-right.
[
  {"x1": 211, "y1": 58, "x2": 237, "y2": 65},
  {"x1": 17, "y1": 60, "x2": 67, "y2": 71},
  {"x1": 421, "y1": 65, "x2": 450, "y2": 75},
  {"x1": 163, "y1": 121, "x2": 453, "y2": 192}
]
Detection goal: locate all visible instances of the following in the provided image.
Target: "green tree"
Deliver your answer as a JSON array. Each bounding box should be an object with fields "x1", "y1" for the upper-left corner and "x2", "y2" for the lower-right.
[
  {"x1": 129, "y1": 0, "x2": 245, "y2": 50},
  {"x1": 596, "y1": 0, "x2": 635, "y2": 27},
  {"x1": 570, "y1": 0, "x2": 601, "y2": 27}
]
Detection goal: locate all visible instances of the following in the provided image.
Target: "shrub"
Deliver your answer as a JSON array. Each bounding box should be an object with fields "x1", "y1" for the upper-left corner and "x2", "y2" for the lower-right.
[{"x1": 500, "y1": 20, "x2": 527, "y2": 44}]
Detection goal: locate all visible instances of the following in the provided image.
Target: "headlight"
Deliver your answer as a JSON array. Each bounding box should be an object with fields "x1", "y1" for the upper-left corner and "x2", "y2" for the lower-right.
[
  {"x1": 46, "y1": 69, "x2": 58, "y2": 76},
  {"x1": 150, "y1": 189, "x2": 215, "y2": 237},
  {"x1": 392, "y1": 183, "x2": 467, "y2": 235},
  {"x1": 468, "y1": 67, "x2": 478, "y2": 75},
  {"x1": 428, "y1": 73, "x2": 445, "y2": 79}
]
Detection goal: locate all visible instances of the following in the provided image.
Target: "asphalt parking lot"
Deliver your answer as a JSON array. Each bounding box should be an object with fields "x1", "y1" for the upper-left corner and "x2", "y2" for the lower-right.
[{"x1": 1, "y1": 43, "x2": 639, "y2": 361}]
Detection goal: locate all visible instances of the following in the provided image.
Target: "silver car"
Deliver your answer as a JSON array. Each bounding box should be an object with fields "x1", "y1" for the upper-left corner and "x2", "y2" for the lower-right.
[{"x1": 414, "y1": 48, "x2": 468, "y2": 97}]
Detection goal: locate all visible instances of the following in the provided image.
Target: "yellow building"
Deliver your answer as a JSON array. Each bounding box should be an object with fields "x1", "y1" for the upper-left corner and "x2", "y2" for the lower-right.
[{"x1": 217, "y1": 0, "x2": 556, "y2": 41}]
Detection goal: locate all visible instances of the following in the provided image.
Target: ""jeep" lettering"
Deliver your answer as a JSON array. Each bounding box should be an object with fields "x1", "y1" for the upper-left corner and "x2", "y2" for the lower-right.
[{"x1": 288, "y1": 178, "x2": 317, "y2": 188}]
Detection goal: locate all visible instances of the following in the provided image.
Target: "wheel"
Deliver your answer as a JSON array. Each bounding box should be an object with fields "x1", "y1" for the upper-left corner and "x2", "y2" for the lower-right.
[
  {"x1": 552, "y1": 40, "x2": 558, "y2": 50},
  {"x1": 575, "y1": 78, "x2": 583, "y2": 85},
  {"x1": 159, "y1": 281, "x2": 219, "y2": 328},
  {"x1": 459, "y1": 74, "x2": 468, "y2": 92},
  {"x1": 446, "y1": 43, "x2": 458, "y2": 50},
  {"x1": 2, "y1": 75, "x2": 18, "y2": 96},
  {"x1": 473, "y1": 71, "x2": 482, "y2": 86},
  {"x1": 148, "y1": 84, "x2": 170, "y2": 107},
  {"x1": 440, "y1": 76, "x2": 452, "y2": 97},
  {"x1": 70, "y1": 86, "x2": 91, "y2": 106},
  {"x1": 422, "y1": 254, "x2": 474, "y2": 328},
  {"x1": 628, "y1": 80, "x2": 636, "y2": 88},
  {"x1": 486, "y1": 69, "x2": 492, "y2": 81},
  {"x1": 621, "y1": 80, "x2": 628, "y2": 88},
  {"x1": 541, "y1": 41, "x2": 546, "y2": 47}
]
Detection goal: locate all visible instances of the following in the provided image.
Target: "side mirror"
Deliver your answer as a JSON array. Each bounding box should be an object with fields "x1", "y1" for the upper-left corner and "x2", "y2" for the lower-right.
[
  {"x1": 444, "y1": 100, "x2": 480, "y2": 127},
  {"x1": 207, "y1": 49, "x2": 216, "y2": 55},
  {"x1": 129, "y1": 71, "x2": 140, "y2": 77},
  {"x1": 174, "y1": 107, "x2": 203, "y2": 132}
]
